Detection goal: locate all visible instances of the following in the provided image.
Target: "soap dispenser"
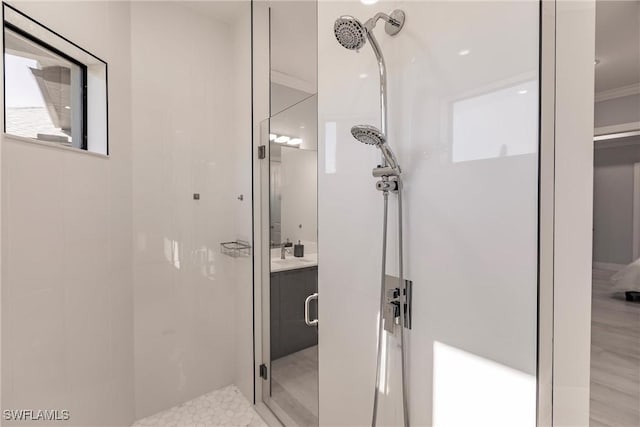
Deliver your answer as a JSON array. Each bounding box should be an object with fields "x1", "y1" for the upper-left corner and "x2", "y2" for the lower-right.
[{"x1": 294, "y1": 240, "x2": 304, "y2": 258}]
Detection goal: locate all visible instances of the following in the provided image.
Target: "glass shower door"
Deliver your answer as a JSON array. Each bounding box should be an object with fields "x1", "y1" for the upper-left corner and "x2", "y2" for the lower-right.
[
  {"x1": 260, "y1": 94, "x2": 319, "y2": 427},
  {"x1": 315, "y1": 1, "x2": 541, "y2": 426}
]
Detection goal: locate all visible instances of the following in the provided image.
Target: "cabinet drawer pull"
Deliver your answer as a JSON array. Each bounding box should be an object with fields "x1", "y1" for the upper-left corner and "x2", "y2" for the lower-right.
[{"x1": 304, "y1": 293, "x2": 318, "y2": 327}]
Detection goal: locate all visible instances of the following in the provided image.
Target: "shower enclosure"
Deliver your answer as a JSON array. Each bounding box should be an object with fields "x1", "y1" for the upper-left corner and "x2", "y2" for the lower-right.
[{"x1": 254, "y1": 1, "x2": 595, "y2": 426}]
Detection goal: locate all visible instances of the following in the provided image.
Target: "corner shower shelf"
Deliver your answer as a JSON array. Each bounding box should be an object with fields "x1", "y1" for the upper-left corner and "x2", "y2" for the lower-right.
[{"x1": 220, "y1": 240, "x2": 251, "y2": 258}]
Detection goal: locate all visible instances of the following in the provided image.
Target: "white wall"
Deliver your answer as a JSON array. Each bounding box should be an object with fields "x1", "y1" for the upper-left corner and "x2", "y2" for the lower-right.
[
  {"x1": 593, "y1": 141, "x2": 640, "y2": 265},
  {"x1": 318, "y1": 1, "x2": 539, "y2": 426},
  {"x1": 281, "y1": 148, "x2": 317, "y2": 245},
  {"x1": 595, "y1": 93, "x2": 640, "y2": 128},
  {"x1": 271, "y1": 83, "x2": 313, "y2": 118},
  {"x1": 131, "y1": 1, "x2": 252, "y2": 418},
  {"x1": 269, "y1": 0, "x2": 317, "y2": 98},
  {"x1": 1, "y1": 1, "x2": 134, "y2": 426},
  {"x1": 592, "y1": 92, "x2": 640, "y2": 266}
]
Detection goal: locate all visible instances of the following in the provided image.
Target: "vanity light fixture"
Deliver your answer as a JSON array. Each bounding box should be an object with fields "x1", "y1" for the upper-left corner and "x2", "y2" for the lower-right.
[
  {"x1": 458, "y1": 49, "x2": 471, "y2": 56},
  {"x1": 271, "y1": 133, "x2": 302, "y2": 146}
]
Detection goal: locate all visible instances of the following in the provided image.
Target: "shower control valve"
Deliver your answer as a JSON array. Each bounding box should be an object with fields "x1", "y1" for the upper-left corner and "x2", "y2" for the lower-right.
[{"x1": 384, "y1": 275, "x2": 413, "y2": 333}]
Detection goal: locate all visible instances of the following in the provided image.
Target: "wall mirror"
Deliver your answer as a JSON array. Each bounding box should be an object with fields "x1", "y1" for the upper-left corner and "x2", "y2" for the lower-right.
[{"x1": 270, "y1": 95, "x2": 318, "y2": 248}]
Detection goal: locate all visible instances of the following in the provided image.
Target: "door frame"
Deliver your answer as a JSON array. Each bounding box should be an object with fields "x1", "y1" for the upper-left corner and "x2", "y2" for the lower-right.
[
  {"x1": 537, "y1": 1, "x2": 555, "y2": 424},
  {"x1": 633, "y1": 163, "x2": 640, "y2": 260},
  {"x1": 539, "y1": 1, "x2": 596, "y2": 426},
  {"x1": 252, "y1": 1, "x2": 319, "y2": 422},
  {"x1": 251, "y1": 1, "x2": 278, "y2": 423}
]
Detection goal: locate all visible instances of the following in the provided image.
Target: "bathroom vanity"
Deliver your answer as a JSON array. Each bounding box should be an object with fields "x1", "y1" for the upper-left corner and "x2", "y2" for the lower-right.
[{"x1": 270, "y1": 264, "x2": 318, "y2": 360}]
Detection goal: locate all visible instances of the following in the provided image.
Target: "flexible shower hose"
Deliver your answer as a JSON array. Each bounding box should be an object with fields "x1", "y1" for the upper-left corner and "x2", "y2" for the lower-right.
[{"x1": 371, "y1": 180, "x2": 409, "y2": 427}]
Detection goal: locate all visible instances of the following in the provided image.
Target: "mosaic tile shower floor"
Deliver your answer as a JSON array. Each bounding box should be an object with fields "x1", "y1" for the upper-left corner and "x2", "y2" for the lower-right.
[{"x1": 132, "y1": 385, "x2": 267, "y2": 427}]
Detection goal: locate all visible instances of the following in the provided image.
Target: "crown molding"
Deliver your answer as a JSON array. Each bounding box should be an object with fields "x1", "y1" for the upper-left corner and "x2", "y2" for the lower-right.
[
  {"x1": 594, "y1": 121, "x2": 640, "y2": 137},
  {"x1": 595, "y1": 83, "x2": 640, "y2": 103},
  {"x1": 270, "y1": 70, "x2": 315, "y2": 95}
]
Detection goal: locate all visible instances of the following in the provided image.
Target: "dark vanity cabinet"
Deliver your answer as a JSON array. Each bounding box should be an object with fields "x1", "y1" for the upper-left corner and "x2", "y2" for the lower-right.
[{"x1": 270, "y1": 266, "x2": 318, "y2": 360}]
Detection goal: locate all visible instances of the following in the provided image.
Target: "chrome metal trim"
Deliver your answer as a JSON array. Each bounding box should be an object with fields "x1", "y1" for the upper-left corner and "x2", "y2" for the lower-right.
[
  {"x1": 304, "y1": 293, "x2": 318, "y2": 327},
  {"x1": 538, "y1": 1, "x2": 555, "y2": 426},
  {"x1": 385, "y1": 10, "x2": 405, "y2": 36},
  {"x1": 366, "y1": 31, "x2": 388, "y2": 149}
]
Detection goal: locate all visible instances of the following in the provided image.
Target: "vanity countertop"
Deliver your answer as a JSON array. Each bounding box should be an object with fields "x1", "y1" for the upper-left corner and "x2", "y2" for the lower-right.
[{"x1": 270, "y1": 252, "x2": 318, "y2": 273}]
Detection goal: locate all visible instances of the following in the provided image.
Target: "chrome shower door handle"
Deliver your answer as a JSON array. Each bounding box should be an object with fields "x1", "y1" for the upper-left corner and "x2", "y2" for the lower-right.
[{"x1": 304, "y1": 293, "x2": 319, "y2": 327}]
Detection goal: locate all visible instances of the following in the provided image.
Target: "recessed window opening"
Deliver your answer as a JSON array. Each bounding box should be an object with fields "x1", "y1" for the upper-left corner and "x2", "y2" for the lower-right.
[
  {"x1": 3, "y1": 3, "x2": 108, "y2": 155},
  {"x1": 4, "y1": 24, "x2": 87, "y2": 149}
]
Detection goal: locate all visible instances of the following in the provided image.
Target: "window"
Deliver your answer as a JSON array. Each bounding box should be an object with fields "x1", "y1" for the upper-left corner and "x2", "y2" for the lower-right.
[
  {"x1": 3, "y1": 3, "x2": 108, "y2": 155},
  {"x1": 5, "y1": 25, "x2": 87, "y2": 148}
]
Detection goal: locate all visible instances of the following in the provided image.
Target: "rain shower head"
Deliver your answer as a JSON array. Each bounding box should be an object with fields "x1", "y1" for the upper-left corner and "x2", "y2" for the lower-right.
[
  {"x1": 333, "y1": 10, "x2": 406, "y2": 51},
  {"x1": 334, "y1": 16, "x2": 367, "y2": 50},
  {"x1": 351, "y1": 125, "x2": 400, "y2": 173}
]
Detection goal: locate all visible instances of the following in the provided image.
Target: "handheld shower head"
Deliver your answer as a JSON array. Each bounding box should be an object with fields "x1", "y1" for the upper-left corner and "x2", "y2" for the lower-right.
[
  {"x1": 351, "y1": 124, "x2": 385, "y2": 146},
  {"x1": 334, "y1": 16, "x2": 367, "y2": 50},
  {"x1": 351, "y1": 125, "x2": 400, "y2": 173}
]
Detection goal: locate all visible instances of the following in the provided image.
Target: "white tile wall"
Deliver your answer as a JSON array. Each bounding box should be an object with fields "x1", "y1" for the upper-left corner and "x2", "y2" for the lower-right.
[
  {"x1": 318, "y1": 1, "x2": 539, "y2": 426},
  {"x1": 131, "y1": 1, "x2": 253, "y2": 419},
  {"x1": 1, "y1": 1, "x2": 252, "y2": 424},
  {"x1": 1, "y1": 2, "x2": 134, "y2": 426}
]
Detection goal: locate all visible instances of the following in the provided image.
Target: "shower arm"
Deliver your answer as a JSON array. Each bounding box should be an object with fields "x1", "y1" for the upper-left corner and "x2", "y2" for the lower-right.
[{"x1": 364, "y1": 12, "x2": 401, "y2": 32}]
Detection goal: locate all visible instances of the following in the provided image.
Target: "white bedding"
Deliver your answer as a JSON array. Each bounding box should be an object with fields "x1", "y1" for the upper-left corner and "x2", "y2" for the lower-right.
[{"x1": 611, "y1": 258, "x2": 640, "y2": 291}]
